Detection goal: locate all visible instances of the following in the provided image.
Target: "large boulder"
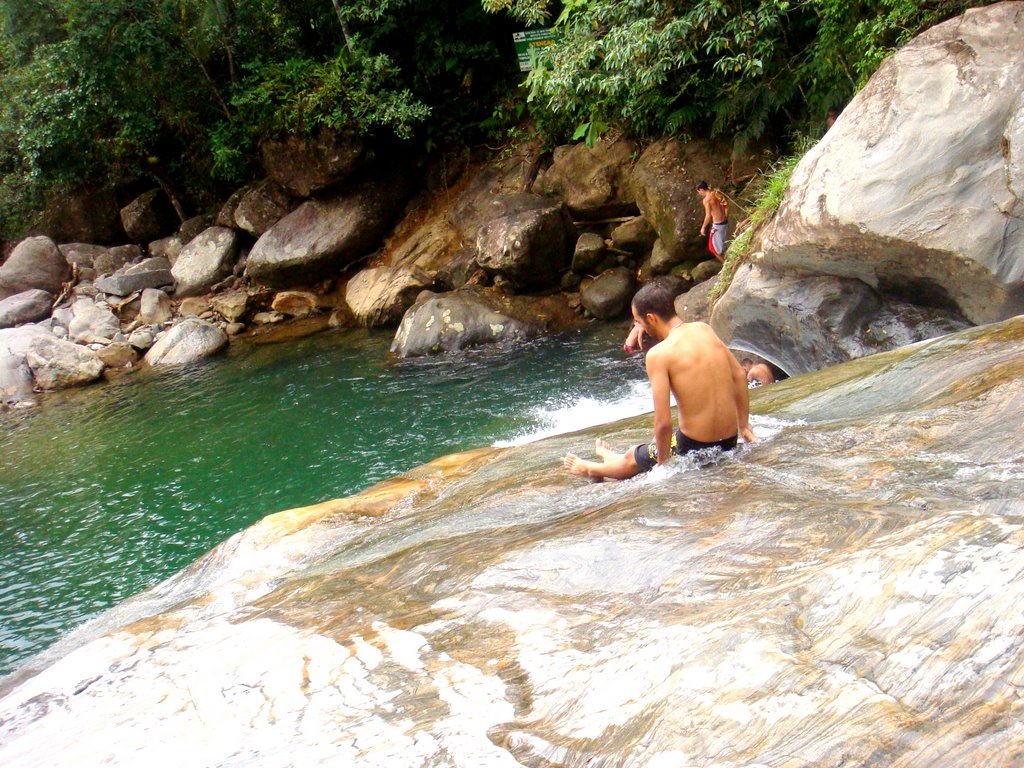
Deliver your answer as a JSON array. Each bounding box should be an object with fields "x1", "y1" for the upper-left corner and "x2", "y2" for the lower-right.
[
  {"x1": 260, "y1": 131, "x2": 370, "y2": 198},
  {"x1": 233, "y1": 180, "x2": 299, "y2": 237},
  {"x1": 25, "y1": 335, "x2": 105, "y2": 389},
  {"x1": 448, "y1": 159, "x2": 547, "y2": 243},
  {"x1": 93, "y1": 245, "x2": 142, "y2": 277},
  {"x1": 345, "y1": 266, "x2": 433, "y2": 328},
  {"x1": 391, "y1": 218, "x2": 460, "y2": 274},
  {"x1": 144, "y1": 318, "x2": 228, "y2": 366},
  {"x1": 630, "y1": 139, "x2": 730, "y2": 262},
  {"x1": 39, "y1": 185, "x2": 123, "y2": 244},
  {"x1": 68, "y1": 299, "x2": 121, "y2": 344},
  {"x1": 171, "y1": 227, "x2": 239, "y2": 297},
  {"x1": 247, "y1": 178, "x2": 411, "y2": 288},
  {"x1": 533, "y1": 138, "x2": 638, "y2": 220},
  {"x1": 572, "y1": 232, "x2": 607, "y2": 274},
  {"x1": 711, "y1": 263, "x2": 970, "y2": 375},
  {"x1": 59, "y1": 243, "x2": 110, "y2": 271},
  {"x1": 0, "y1": 236, "x2": 71, "y2": 298},
  {"x1": 0, "y1": 289, "x2": 53, "y2": 329},
  {"x1": 0, "y1": 325, "x2": 50, "y2": 404},
  {"x1": 390, "y1": 290, "x2": 538, "y2": 358},
  {"x1": 580, "y1": 267, "x2": 636, "y2": 320},
  {"x1": 475, "y1": 198, "x2": 575, "y2": 290},
  {"x1": 758, "y1": 2, "x2": 1024, "y2": 325},
  {"x1": 120, "y1": 189, "x2": 178, "y2": 243},
  {"x1": 94, "y1": 260, "x2": 174, "y2": 297}
]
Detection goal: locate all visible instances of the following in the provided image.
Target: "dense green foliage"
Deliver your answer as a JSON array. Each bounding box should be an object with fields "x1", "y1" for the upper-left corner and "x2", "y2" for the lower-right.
[
  {"x1": 510, "y1": 0, "x2": 997, "y2": 145},
  {"x1": 0, "y1": 0, "x2": 515, "y2": 237},
  {"x1": 0, "y1": 0, "x2": 998, "y2": 240}
]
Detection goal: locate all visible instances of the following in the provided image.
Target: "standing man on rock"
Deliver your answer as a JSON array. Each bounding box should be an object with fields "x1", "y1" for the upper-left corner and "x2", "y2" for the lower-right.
[
  {"x1": 697, "y1": 181, "x2": 729, "y2": 262},
  {"x1": 565, "y1": 281, "x2": 754, "y2": 480}
]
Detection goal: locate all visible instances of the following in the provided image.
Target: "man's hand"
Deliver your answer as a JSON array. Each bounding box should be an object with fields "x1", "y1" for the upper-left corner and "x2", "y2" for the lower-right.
[{"x1": 740, "y1": 425, "x2": 757, "y2": 443}]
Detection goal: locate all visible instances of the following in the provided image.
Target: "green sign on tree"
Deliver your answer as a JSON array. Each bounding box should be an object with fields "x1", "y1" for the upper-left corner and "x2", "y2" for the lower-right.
[{"x1": 513, "y1": 29, "x2": 558, "y2": 72}]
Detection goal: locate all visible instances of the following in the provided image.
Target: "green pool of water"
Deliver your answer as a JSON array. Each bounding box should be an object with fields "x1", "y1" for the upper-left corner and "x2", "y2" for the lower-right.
[{"x1": 0, "y1": 324, "x2": 646, "y2": 675}]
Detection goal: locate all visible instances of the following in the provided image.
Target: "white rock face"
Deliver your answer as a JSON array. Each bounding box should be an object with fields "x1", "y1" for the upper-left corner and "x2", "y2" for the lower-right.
[
  {"x1": 345, "y1": 265, "x2": 432, "y2": 328},
  {"x1": 143, "y1": 318, "x2": 228, "y2": 366},
  {"x1": 171, "y1": 226, "x2": 238, "y2": 297},
  {"x1": 759, "y1": 2, "x2": 1024, "y2": 324}
]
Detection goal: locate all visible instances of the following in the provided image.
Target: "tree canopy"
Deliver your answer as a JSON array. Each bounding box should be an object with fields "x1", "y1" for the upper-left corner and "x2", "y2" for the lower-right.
[{"x1": 0, "y1": 0, "x2": 996, "y2": 240}]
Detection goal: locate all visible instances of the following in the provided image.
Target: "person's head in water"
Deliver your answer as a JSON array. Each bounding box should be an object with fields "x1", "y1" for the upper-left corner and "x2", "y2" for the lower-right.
[{"x1": 632, "y1": 281, "x2": 678, "y2": 340}]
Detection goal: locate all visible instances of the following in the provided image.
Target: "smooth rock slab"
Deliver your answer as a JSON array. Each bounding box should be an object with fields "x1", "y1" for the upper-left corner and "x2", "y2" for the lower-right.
[
  {"x1": 172, "y1": 227, "x2": 238, "y2": 297},
  {"x1": 0, "y1": 290, "x2": 53, "y2": 329},
  {"x1": 345, "y1": 266, "x2": 432, "y2": 328},
  {"x1": 144, "y1": 318, "x2": 228, "y2": 366},
  {"x1": 0, "y1": 236, "x2": 70, "y2": 298},
  {"x1": 25, "y1": 335, "x2": 105, "y2": 389},
  {"x1": 69, "y1": 300, "x2": 121, "y2": 344}
]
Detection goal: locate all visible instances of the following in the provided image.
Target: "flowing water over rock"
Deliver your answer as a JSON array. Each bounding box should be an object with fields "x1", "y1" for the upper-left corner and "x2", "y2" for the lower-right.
[{"x1": 1, "y1": 318, "x2": 1023, "y2": 766}]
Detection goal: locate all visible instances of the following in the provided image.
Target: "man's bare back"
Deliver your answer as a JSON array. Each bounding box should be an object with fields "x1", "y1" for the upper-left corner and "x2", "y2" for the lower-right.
[{"x1": 564, "y1": 281, "x2": 753, "y2": 481}]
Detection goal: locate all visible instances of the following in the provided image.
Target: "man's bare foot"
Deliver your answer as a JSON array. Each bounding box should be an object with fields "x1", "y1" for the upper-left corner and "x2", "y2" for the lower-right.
[
  {"x1": 595, "y1": 438, "x2": 618, "y2": 461},
  {"x1": 564, "y1": 453, "x2": 600, "y2": 479}
]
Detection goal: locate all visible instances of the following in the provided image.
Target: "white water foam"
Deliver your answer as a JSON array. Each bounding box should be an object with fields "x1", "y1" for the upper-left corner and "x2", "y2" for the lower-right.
[{"x1": 493, "y1": 380, "x2": 653, "y2": 447}]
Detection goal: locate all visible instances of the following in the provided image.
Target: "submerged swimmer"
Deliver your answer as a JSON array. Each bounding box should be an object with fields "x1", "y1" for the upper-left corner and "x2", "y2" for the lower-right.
[{"x1": 564, "y1": 281, "x2": 755, "y2": 480}]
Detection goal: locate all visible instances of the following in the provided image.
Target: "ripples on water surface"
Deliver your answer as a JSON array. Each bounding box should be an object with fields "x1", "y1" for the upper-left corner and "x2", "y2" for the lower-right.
[{"x1": 0, "y1": 324, "x2": 646, "y2": 675}]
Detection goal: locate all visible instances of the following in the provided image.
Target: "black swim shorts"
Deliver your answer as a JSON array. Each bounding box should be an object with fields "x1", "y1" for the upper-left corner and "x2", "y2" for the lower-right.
[{"x1": 633, "y1": 429, "x2": 738, "y2": 472}]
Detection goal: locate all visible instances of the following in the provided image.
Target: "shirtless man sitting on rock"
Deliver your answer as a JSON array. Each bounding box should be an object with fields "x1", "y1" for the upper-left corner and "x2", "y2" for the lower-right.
[{"x1": 565, "y1": 281, "x2": 755, "y2": 480}]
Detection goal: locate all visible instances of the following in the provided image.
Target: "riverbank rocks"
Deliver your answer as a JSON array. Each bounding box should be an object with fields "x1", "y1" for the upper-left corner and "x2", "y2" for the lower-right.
[
  {"x1": 247, "y1": 177, "x2": 410, "y2": 288},
  {"x1": 630, "y1": 139, "x2": 729, "y2": 262},
  {"x1": 270, "y1": 290, "x2": 318, "y2": 318},
  {"x1": 581, "y1": 267, "x2": 636, "y2": 320},
  {"x1": 233, "y1": 180, "x2": 299, "y2": 237},
  {"x1": 345, "y1": 266, "x2": 433, "y2": 328},
  {"x1": 712, "y1": 263, "x2": 970, "y2": 374},
  {"x1": 171, "y1": 227, "x2": 238, "y2": 297},
  {"x1": 611, "y1": 216, "x2": 658, "y2": 255},
  {"x1": 390, "y1": 289, "x2": 536, "y2": 358},
  {"x1": 0, "y1": 325, "x2": 49, "y2": 404},
  {"x1": 69, "y1": 299, "x2": 121, "y2": 344},
  {"x1": 475, "y1": 197, "x2": 574, "y2": 290},
  {"x1": 757, "y1": 2, "x2": 1024, "y2": 325},
  {"x1": 572, "y1": 233, "x2": 607, "y2": 273},
  {"x1": 95, "y1": 258, "x2": 173, "y2": 297},
  {"x1": 25, "y1": 335, "x2": 105, "y2": 389},
  {"x1": 533, "y1": 137, "x2": 638, "y2": 220},
  {"x1": 120, "y1": 189, "x2": 178, "y2": 243},
  {"x1": 144, "y1": 318, "x2": 228, "y2": 366},
  {"x1": 261, "y1": 131, "x2": 370, "y2": 198},
  {"x1": 0, "y1": 236, "x2": 71, "y2": 299},
  {"x1": 0, "y1": 290, "x2": 53, "y2": 328},
  {"x1": 140, "y1": 288, "x2": 173, "y2": 325},
  {"x1": 211, "y1": 290, "x2": 248, "y2": 323}
]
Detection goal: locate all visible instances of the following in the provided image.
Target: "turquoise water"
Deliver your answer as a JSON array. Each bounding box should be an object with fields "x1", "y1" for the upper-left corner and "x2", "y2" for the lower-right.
[{"x1": 0, "y1": 324, "x2": 647, "y2": 676}]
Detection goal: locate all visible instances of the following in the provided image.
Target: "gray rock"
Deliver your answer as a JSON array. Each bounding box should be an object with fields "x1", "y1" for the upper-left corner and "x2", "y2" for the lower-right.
[
  {"x1": 95, "y1": 342, "x2": 137, "y2": 368},
  {"x1": 94, "y1": 245, "x2": 142, "y2": 276},
  {"x1": 59, "y1": 243, "x2": 109, "y2": 271},
  {"x1": 0, "y1": 236, "x2": 71, "y2": 298},
  {"x1": 127, "y1": 326, "x2": 156, "y2": 350},
  {"x1": 25, "y1": 335, "x2": 105, "y2": 389},
  {"x1": 675, "y1": 279, "x2": 715, "y2": 323},
  {"x1": 178, "y1": 215, "x2": 211, "y2": 244},
  {"x1": 247, "y1": 177, "x2": 411, "y2": 288},
  {"x1": 610, "y1": 216, "x2": 658, "y2": 255},
  {"x1": 690, "y1": 259, "x2": 722, "y2": 283},
  {"x1": 171, "y1": 227, "x2": 238, "y2": 297},
  {"x1": 581, "y1": 267, "x2": 636, "y2": 320},
  {"x1": 345, "y1": 266, "x2": 433, "y2": 328},
  {"x1": 233, "y1": 179, "x2": 299, "y2": 237},
  {"x1": 630, "y1": 139, "x2": 729, "y2": 262},
  {"x1": 533, "y1": 137, "x2": 638, "y2": 219},
  {"x1": 711, "y1": 263, "x2": 967, "y2": 375},
  {"x1": 69, "y1": 299, "x2": 121, "y2": 343},
  {"x1": 476, "y1": 199, "x2": 575, "y2": 290},
  {"x1": 0, "y1": 289, "x2": 53, "y2": 328},
  {"x1": 390, "y1": 290, "x2": 537, "y2": 358},
  {"x1": 649, "y1": 239, "x2": 681, "y2": 275},
  {"x1": 120, "y1": 189, "x2": 178, "y2": 243},
  {"x1": 148, "y1": 235, "x2": 184, "y2": 265},
  {"x1": 435, "y1": 248, "x2": 480, "y2": 292},
  {"x1": 95, "y1": 269, "x2": 173, "y2": 297},
  {"x1": 144, "y1": 318, "x2": 228, "y2": 366},
  {"x1": 572, "y1": 233, "x2": 607, "y2": 273},
  {"x1": 261, "y1": 130, "x2": 370, "y2": 198},
  {"x1": 758, "y1": 2, "x2": 1024, "y2": 324},
  {"x1": 0, "y1": 352, "x2": 33, "y2": 405},
  {"x1": 140, "y1": 288, "x2": 173, "y2": 325}
]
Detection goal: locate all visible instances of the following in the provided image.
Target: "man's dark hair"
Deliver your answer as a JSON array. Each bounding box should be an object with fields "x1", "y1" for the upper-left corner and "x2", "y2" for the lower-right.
[
  {"x1": 632, "y1": 279, "x2": 678, "y2": 321},
  {"x1": 696, "y1": 180, "x2": 709, "y2": 191}
]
